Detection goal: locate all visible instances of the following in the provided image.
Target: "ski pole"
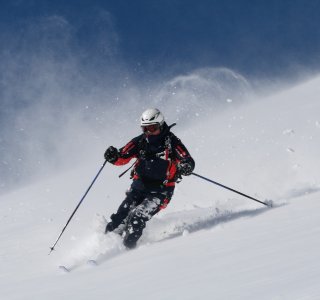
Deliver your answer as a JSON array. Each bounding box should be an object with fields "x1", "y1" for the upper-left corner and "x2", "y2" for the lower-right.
[
  {"x1": 49, "y1": 160, "x2": 107, "y2": 255},
  {"x1": 118, "y1": 159, "x2": 137, "y2": 178},
  {"x1": 191, "y1": 172, "x2": 271, "y2": 207}
]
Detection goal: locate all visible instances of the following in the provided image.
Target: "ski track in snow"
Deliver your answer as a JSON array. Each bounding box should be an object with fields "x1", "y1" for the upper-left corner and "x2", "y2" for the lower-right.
[
  {"x1": 61, "y1": 200, "x2": 284, "y2": 271},
  {"x1": 58, "y1": 174, "x2": 320, "y2": 273}
]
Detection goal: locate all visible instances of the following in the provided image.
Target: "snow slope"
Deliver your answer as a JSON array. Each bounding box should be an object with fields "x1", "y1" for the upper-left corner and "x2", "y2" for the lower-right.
[{"x1": 1, "y1": 76, "x2": 320, "y2": 300}]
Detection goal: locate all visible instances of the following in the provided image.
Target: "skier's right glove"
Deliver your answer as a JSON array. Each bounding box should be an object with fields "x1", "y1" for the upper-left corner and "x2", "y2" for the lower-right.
[
  {"x1": 104, "y1": 146, "x2": 119, "y2": 163},
  {"x1": 178, "y1": 161, "x2": 193, "y2": 176}
]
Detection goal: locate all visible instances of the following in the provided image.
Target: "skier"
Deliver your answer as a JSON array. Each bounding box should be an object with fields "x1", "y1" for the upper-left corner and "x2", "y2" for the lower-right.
[{"x1": 104, "y1": 108, "x2": 195, "y2": 249}]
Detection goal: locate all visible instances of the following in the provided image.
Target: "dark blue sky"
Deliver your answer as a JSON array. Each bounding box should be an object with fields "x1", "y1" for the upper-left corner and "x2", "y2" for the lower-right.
[{"x1": 1, "y1": 0, "x2": 320, "y2": 79}]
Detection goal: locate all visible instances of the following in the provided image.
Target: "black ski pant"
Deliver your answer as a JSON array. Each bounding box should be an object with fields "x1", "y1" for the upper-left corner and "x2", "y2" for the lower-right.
[{"x1": 109, "y1": 184, "x2": 174, "y2": 248}]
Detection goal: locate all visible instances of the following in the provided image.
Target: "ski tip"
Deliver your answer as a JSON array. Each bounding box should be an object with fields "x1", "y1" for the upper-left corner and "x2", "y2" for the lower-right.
[{"x1": 58, "y1": 265, "x2": 70, "y2": 273}]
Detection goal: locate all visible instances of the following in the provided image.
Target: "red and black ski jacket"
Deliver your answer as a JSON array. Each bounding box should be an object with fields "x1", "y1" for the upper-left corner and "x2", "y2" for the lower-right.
[{"x1": 112, "y1": 123, "x2": 195, "y2": 188}]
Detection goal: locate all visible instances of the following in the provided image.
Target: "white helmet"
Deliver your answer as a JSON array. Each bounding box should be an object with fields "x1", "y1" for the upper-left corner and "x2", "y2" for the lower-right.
[{"x1": 140, "y1": 108, "x2": 165, "y2": 126}]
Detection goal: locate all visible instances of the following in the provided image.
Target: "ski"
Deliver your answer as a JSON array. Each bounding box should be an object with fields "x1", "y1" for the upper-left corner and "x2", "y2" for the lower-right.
[{"x1": 58, "y1": 260, "x2": 98, "y2": 273}]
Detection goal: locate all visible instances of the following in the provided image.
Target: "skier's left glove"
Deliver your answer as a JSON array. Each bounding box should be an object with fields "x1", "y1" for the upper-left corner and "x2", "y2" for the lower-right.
[
  {"x1": 104, "y1": 146, "x2": 119, "y2": 163},
  {"x1": 178, "y1": 161, "x2": 193, "y2": 176}
]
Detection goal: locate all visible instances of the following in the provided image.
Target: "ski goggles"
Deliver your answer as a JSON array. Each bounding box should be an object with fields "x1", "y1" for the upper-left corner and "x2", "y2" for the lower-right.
[{"x1": 141, "y1": 124, "x2": 160, "y2": 133}]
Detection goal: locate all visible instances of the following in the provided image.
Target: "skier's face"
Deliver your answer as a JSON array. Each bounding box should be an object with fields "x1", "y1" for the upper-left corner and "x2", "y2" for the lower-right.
[{"x1": 141, "y1": 124, "x2": 161, "y2": 135}]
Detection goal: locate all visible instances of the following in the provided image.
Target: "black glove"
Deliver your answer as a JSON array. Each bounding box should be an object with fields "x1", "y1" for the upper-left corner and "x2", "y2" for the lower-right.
[
  {"x1": 178, "y1": 161, "x2": 193, "y2": 176},
  {"x1": 104, "y1": 146, "x2": 119, "y2": 163}
]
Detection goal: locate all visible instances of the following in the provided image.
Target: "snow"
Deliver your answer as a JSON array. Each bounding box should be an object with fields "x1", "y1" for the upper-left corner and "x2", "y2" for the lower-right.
[{"x1": 1, "y1": 75, "x2": 320, "y2": 299}]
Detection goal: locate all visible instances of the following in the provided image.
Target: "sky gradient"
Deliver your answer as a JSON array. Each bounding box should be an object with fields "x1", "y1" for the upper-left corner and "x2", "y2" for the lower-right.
[
  {"x1": 1, "y1": 0, "x2": 320, "y2": 78},
  {"x1": 1, "y1": 0, "x2": 320, "y2": 192}
]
